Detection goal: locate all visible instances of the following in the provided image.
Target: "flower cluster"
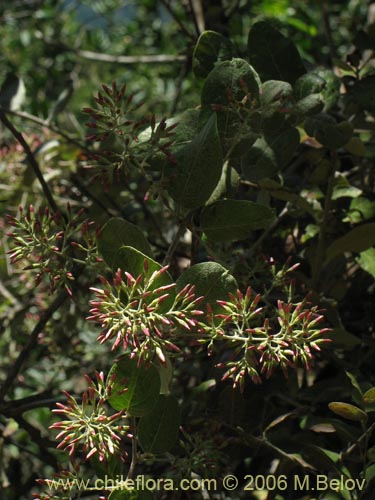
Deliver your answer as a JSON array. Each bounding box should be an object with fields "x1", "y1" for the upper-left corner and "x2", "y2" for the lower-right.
[
  {"x1": 206, "y1": 288, "x2": 331, "y2": 389},
  {"x1": 49, "y1": 371, "x2": 129, "y2": 463},
  {"x1": 6, "y1": 205, "x2": 100, "y2": 295},
  {"x1": 34, "y1": 468, "x2": 88, "y2": 500},
  {"x1": 83, "y1": 81, "x2": 177, "y2": 184},
  {"x1": 88, "y1": 261, "x2": 204, "y2": 363},
  {"x1": 88, "y1": 258, "x2": 330, "y2": 386}
]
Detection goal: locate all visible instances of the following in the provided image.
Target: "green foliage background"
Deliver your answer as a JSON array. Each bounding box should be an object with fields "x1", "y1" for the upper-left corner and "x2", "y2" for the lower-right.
[{"x1": 1, "y1": 1, "x2": 375, "y2": 499}]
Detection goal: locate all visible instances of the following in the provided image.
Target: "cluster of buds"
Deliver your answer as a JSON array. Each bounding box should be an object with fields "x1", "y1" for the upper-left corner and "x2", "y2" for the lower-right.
[
  {"x1": 34, "y1": 468, "x2": 85, "y2": 500},
  {"x1": 49, "y1": 371, "x2": 129, "y2": 463},
  {"x1": 6, "y1": 205, "x2": 100, "y2": 295},
  {"x1": 82, "y1": 81, "x2": 177, "y2": 184},
  {"x1": 88, "y1": 258, "x2": 330, "y2": 387},
  {"x1": 205, "y1": 288, "x2": 331, "y2": 389},
  {"x1": 88, "y1": 261, "x2": 204, "y2": 363}
]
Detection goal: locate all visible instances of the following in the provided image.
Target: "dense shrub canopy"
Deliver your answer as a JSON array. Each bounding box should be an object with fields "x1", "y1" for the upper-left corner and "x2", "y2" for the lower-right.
[{"x1": 1, "y1": 2, "x2": 375, "y2": 500}]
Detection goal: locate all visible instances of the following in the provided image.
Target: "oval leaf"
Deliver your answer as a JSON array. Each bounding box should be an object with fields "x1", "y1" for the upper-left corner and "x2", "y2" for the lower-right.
[
  {"x1": 241, "y1": 127, "x2": 300, "y2": 181},
  {"x1": 314, "y1": 67, "x2": 341, "y2": 111},
  {"x1": 176, "y1": 261, "x2": 237, "y2": 313},
  {"x1": 304, "y1": 114, "x2": 353, "y2": 150},
  {"x1": 248, "y1": 21, "x2": 305, "y2": 84},
  {"x1": 200, "y1": 200, "x2": 274, "y2": 241},
  {"x1": 357, "y1": 248, "x2": 375, "y2": 279},
  {"x1": 193, "y1": 30, "x2": 234, "y2": 78},
  {"x1": 108, "y1": 357, "x2": 160, "y2": 416},
  {"x1": 165, "y1": 113, "x2": 223, "y2": 210},
  {"x1": 364, "y1": 387, "x2": 375, "y2": 404},
  {"x1": 294, "y1": 72, "x2": 326, "y2": 99},
  {"x1": 328, "y1": 402, "x2": 368, "y2": 424},
  {"x1": 201, "y1": 58, "x2": 260, "y2": 107},
  {"x1": 98, "y1": 218, "x2": 152, "y2": 270},
  {"x1": 138, "y1": 395, "x2": 180, "y2": 454},
  {"x1": 200, "y1": 58, "x2": 260, "y2": 149},
  {"x1": 325, "y1": 222, "x2": 375, "y2": 264}
]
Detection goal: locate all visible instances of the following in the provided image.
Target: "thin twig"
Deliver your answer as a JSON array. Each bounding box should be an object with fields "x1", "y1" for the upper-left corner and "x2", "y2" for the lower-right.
[
  {"x1": 339, "y1": 421, "x2": 375, "y2": 462},
  {"x1": 248, "y1": 206, "x2": 289, "y2": 257},
  {"x1": 159, "y1": 0, "x2": 195, "y2": 40},
  {"x1": 190, "y1": 226, "x2": 228, "y2": 267},
  {"x1": 127, "y1": 417, "x2": 138, "y2": 480},
  {"x1": 71, "y1": 173, "x2": 115, "y2": 216},
  {"x1": 0, "y1": 110, "x2": 59, "y2": 213},
  {"x1": 189, "y1": 0, "x2": 205, "y2": 35},
  {"x1": 77, "y1": 49, "x2": 187, "y2": 65},
  {"x1": 0, "y1": 288, "x2": 69, "y2": 402},
  {"x1": 0, "y1": 395, "x2": 67, "y2": 417},
  {"x1": 163, "y1": 222, "x2": 186, "y2": 265},
  {"x1": 0, "y1": 107, "x2": 88, "y2": 152}
]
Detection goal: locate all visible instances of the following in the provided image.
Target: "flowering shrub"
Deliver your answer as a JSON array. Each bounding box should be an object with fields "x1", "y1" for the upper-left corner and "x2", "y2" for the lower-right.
[{"x1": 1, "y1": 6, "x2": 375, "y2": 500}]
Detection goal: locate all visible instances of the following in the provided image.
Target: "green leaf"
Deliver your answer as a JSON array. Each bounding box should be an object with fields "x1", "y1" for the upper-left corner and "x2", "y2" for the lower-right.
[
  {"x1": 332, "y1": 176, "x2": 362, "y2": 200},
  {"x1": 138, "y1": 395, "x2": 180, "y2": 454},
  {"x1": 139, "y1": 108, "x2": 199, "y2": 148},
  {"x1": 206, "y1": 161, "x2": 240, "y2": 205},
  {"x1": 200, "y1": 200, "x2": 275, "y2": 241},
  {"x1": 113, "y1": 246, "x2": 172, "y2": 285},
  {"x1": 363, "y1": 387, "x2": 375, "y2": 404},
  {"x1": 343, "y1": 197, "x2": 375, "y2": 224},
  {"x1": 193, "y1": 30, "x2": 234, "y2": 78},
  {"x1": 345, "y1": 371, "x2": 364, "y2": 407},
  {"x1": 107, "y1": 357, "x2": 161, "y2": 416},
  {"x1": 365, "y1": 463, "x2": 375, "y2": 483},
  {"x1": 326, "y1": 328, "x2": 361, "y2": 350},
  {"x1": 301, "y1": 445, "x2": 344, "y2": 476},
  {"x1": 265, "y1": 412, "x2": 297, "y2": 433},
  {"x1": 344, "y1": 137, "x2": 367, "y2": 157},
  {"x1": 357, "y1": 248, "x2": 375, "y2": 279},
  {"x1": 98, "y1": 218, "x2": 153, "y2": 270},
  {"x1": 247, "y1": 21, "x2": 305, "y2": 84},
  {"x1": 191, "y1": 379, "x2": 216, "y2": 394},
  {"x1": 201, "y1": 58, "x2": 260, "y2": 108},
  {"x1": 328, "y1": 402, "x2": 368, "y2": 424},
  {"x1": 304, "y1": 114, "x2": 353, "y2": 150},
  {"x1": 139, "y1": 109, "x2": 200, "y2": 173},
  {"x1": 293, "y1": 94, "x2": 324, "y2": 119},
  {"x1": 200, "y1": 58, "x2": 260, "y2": 148},
  {"x1": 255, "y1": 80, "x2": 294, "y2": 132},
  {"x1": 314, "y1": 67, "x2": 341, "y2": 111},
  {"x1": 165, "y1": 114, "x2": 223, "y2": 210},
  {"x1": 176, "y1": 262, "x2": 237, "y2": 313},
  {"x1": 241, "y1": 127, "x2": 300, "y2": 181},
  {"x1": 325, "y1": 223, "x2": 375, "y2": 264},
  {"x1": 294, "y1": 72, "x2": 326, "y2": 99},
  {"x1": 261, "y1": 80, "x2": 294, "y2": 104},
  {"x1": 257, "y1": 178, "x2": 316, "y2": 217}
]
